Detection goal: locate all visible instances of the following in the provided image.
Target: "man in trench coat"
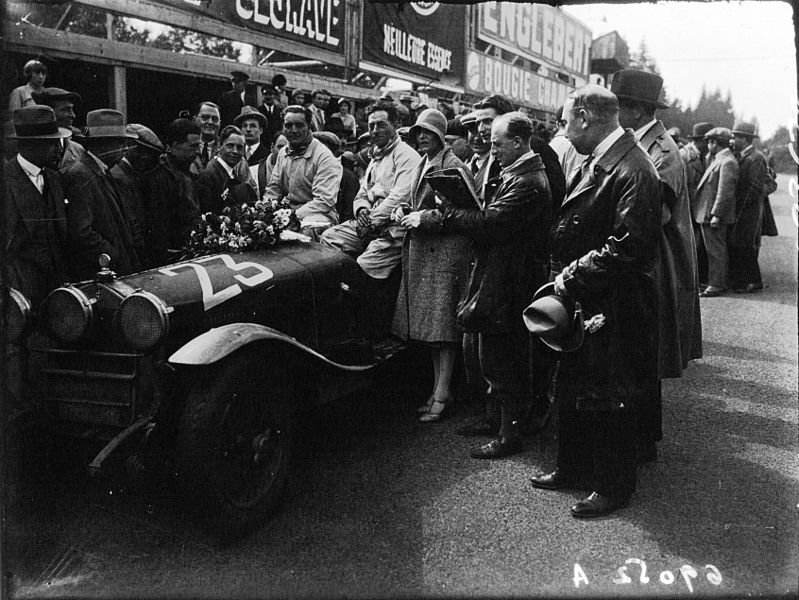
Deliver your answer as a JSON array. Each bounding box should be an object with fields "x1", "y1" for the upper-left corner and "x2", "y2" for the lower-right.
[
  {"x1": 612, "y1": 68, "x2": 703, "y2": 462},
  {"x1": 530, "y1": 84, "x2": 661, "y2": 518}
]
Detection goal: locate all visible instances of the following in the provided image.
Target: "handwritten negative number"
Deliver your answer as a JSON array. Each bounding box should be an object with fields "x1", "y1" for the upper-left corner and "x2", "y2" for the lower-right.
[
  {"x1": 160, "y1": 254, "x2": 274, "y2": 311},
  {"x1": 611, "y1": 560, "x2": 722, "y2": 590}
]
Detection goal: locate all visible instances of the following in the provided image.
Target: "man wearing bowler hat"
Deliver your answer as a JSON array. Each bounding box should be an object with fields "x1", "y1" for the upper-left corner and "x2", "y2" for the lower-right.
[
  {"x1": 530, "y1": 84, "x2": 661, "y2": 517},
  {"x1": 681, "y1": 122, "x2": 715, "y2": 286},
  {"x1": 729, "y1": 121, "x2": 768, "y2": 293},
  {"x1": 612, "y1": 68, "x2": 702, "y2": 462},
  {"x1": 61, "y1": 109, "x2": 143, "y2": 278},
  {"x1": 693, "y1": 127, "x2": 738, "y2": 297},
  {"x1": 4, "y1": 105, "x2": 70, "y2": 307}
]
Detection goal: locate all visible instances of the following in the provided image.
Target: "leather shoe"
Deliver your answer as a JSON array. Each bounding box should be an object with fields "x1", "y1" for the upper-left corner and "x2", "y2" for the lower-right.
[
  {"x1": 699, "y1": 286, "x2": 725, "y2": 297},
  {"x1": 529, "y1": 469, "x2": 576, "y2": 491},
  {"x1": 456, "y1": 417, "x2": 499, "y2": 437},
  {"x1": 470, "y1": 436, "x2": 522, "y2": 459},
  {"x1": 570, "y1": 492, "x2": 630, "y2": 518}
]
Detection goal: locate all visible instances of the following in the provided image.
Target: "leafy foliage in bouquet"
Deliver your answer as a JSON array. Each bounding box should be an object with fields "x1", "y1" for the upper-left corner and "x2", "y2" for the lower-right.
[{"x1": 184, "y1": 197, "x2": 300, "y2": 257}]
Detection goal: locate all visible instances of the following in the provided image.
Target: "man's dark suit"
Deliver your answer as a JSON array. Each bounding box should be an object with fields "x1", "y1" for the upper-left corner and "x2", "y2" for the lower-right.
[
  {"x1": 109, "y1": 158, "x2": 147, "y2": 264},
  {"x1": 258, "y1": 102, "x2": 283, "y2": 148},
  {"x1": 4, "y1": 158, "x2": 68, "y2": 307},
  {"x1": 550, "y1": 129, "x2": 661, "y2": 499},
  {"x1": 197, "y1": 158, "x2": 257, "y2": 214},
  {"x1": 219, "y1": 89, "x2": 256, "y2": 127},
  {"x1": 531, "y1": 136, "x2": 566, "y2": 213},
  {"x1": 61, "y1": 153, "x2": 142, "y2": 278},
  {"x1": 245, "y1": 142, "x2": 270, "y2": 167}
]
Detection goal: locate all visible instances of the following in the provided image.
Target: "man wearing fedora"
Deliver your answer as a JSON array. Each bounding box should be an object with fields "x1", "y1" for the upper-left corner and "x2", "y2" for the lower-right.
[
  {"x1": 681, "y1": 122, "x2": 716, "y2": 286},
  {"x1": 31, "y1": 86, "x2": 86, "y2": 172},
  {"x1": 531, "y1": 84, "x2": 661, "y2": 517},
  {"x1": 612, "y1": 68, "x2": 702, "y2": 462},
  {"x1": 4, "y1": 105, "x2": 70, "y2": 307},
  {"x1": 234, "y1": 106, "x2": 270, "y2": 191},
  {"x1": 729, "y1": 121, "x2": 768, "y2": 293},
  {"x1": 692, "y1": 127, "x2": 739, "y2": 297},
  {"x1": 109, "y1": 123, "x2": 164, "y2": 267},
  {"x1": 61, "y1": 109, "x2": 143, "y2": 278}
]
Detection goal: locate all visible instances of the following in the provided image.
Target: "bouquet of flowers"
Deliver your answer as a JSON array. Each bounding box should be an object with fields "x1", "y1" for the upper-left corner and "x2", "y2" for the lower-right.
[{"x1": 184, "y1": 196, "x2": 301, "y2": 257}]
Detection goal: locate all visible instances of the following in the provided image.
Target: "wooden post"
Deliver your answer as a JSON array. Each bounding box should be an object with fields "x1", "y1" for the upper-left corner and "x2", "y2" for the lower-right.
[{"x1": 111, "y1": 66, "x2": 127, "y2": 115}]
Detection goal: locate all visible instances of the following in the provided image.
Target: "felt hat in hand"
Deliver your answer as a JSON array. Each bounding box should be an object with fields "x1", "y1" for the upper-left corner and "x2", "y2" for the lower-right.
[{"x1": 523, "y1": 282, "x2": 585, "y2": 353}]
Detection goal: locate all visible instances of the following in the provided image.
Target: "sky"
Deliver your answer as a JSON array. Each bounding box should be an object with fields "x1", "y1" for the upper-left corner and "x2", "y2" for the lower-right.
[{"x1": 564, "y1": 1, "x2": 797, "y2": 138}]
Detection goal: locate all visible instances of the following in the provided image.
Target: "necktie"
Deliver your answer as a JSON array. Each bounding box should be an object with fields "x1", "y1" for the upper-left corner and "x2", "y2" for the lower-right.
[
  {"x1": 202, "y1": 142, "x2": 210, "y2": 166},
  {"x1": 31, "y1": 170, "x2": 44, "y2": 194},
  {"x1": 568, "y1": 154, "x2": 593, "y2": 192},
  {"x1": 246, "y1": 146, "x2": 252, "y2": 160},
  {"x1": 471, "y1": 159, "x2": 479, "y2": 175}
]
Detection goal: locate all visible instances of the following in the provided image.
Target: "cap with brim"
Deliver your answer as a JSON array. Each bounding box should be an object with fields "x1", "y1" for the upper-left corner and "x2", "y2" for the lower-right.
[
  {"x1": 31, "y1": 87, "x2": 82, "y2": 105},
  {"x1": 9, "y1": 106, "x2": 72, "y2": 139},
  {"x1": 84, "y1": 109, "x2": 136, "y2": 139},
  {"x1": 704, "y1": 127, "x2": 732, "y2": 144},
  {"x1": 126, "y1": 123, "x2": 164, "y2": 153},
  {"x1": 523, "y1": 282, "x2": 585, "y2": 353},
  {"x1": 231, "y1": 70, "x2": 249, "y2": 81},
  {"x1": 233, "y1": 105, "x2": 267, "y2": 129}
]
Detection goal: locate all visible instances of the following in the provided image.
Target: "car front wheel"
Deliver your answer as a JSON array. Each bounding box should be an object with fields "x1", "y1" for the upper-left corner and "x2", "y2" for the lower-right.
[{"x1": 175, "y1": 350, "x2": 297, "y2": 537}]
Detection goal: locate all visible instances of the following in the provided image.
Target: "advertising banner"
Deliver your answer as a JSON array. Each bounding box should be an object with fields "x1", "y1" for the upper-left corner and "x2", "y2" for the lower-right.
[
  {"x1": 361, "y1": 2, "x2": 465, "y2": 85},
  {"x1": 465, "y1": 51, "x2": 571, "y2": 112},
  {"x1": 154, "y1": 0, "x2": 345, "y2": 52},
  {"x1": 477, "y1": 2, "x2": 591, "y2": 78}
]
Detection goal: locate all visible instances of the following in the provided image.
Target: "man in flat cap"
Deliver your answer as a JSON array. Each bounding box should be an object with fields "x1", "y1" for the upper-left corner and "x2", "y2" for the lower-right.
[
  {"x1": 4, "y1": 105, "x2": 70, "y2": 307},
  {"x1": 110, "y1": 123, "x2": 164, "y2": 266},
  {"x1": 729, "y1": 121, "x2": 768, "y2": 293},
  {"x1": 693, "y1": 127, "x2": 739, "y2": 297},
  {"x1": 219, "y1": 70, "x2": 254, "y2": 127},
  {"x1": 32, "y1": 86, "x2": 86, "y2": 172},
  {"x1": 612, "y1": 68, "x2": 702, "y2": 462},
  {"x1": 531, "y1": 84, "x2": 661, "y2": 517},
  {"x1": 680, "y1": 122, "x2": 715, "y2": 287},
  {"x1": 61, "y1": 109, "x2": 142, "y2": 278}
]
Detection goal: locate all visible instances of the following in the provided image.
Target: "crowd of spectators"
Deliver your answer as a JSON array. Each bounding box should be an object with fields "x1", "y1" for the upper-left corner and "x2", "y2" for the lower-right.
[{"x1": 4, "y1": 61, "x2": 777, "y2": 519}]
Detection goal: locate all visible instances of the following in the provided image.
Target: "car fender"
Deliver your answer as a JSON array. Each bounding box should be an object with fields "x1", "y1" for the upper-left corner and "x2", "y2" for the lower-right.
[{"x1": 168, "y1": 322, "x2": 375, "y2": 373}]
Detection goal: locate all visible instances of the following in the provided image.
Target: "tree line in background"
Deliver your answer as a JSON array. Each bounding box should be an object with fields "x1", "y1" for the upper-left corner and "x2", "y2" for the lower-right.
[{"x1": 630, "y1": 41, "x2": 795, "y2": 173}]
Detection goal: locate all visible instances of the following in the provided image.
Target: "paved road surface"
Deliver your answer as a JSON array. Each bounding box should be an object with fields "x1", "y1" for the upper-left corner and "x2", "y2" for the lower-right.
[{"x1": 6, "y1": 175, "x2": 798, "y2": 599}]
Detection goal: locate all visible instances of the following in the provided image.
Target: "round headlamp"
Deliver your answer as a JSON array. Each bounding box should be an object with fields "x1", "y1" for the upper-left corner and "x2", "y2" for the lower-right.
[
  {"x1": 117, "y1": 291, "x2": 170, "y2": 351},
  {"x1": 6, "y1": 288, "x2": 32, "y2": 344},
  {"x1": 42, "y1": 286, "x2": 94, "y2": 344}
]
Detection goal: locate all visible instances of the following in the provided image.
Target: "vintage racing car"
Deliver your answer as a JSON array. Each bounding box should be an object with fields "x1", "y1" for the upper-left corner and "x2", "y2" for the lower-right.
[{"x1": 8, "y1": 240, "x2": 408, "y2": 535}]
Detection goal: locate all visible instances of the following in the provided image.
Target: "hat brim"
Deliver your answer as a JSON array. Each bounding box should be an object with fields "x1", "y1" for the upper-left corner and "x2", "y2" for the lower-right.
[
  {"x1": 615, "y1": 93, "x2": 669, "y2": 110},
  {"x1": 731, "y1": 130, "x2": 758, "y2": 137},
  {"x1": 234, "y1": 114, "x2": 267, "y2": 128},
  {"x1": 409, "y1": 123, "x2": 445, "y2": 146},
  {"x1": 133, "y1": 138, "x2": 165, "y2": 153},
  {"x1": 8, "y1": 126, "x2": 72, "y2": 140},
  {"x1": 526, "y1": 282, "x2": 585, "y2": 353}
]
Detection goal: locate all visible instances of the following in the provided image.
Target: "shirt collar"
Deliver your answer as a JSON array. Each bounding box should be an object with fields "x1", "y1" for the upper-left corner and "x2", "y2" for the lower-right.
[
  {"x1": 741, "y1": 144, "x2": 754, "y2": 157},
  {"x1": 17, "y1": 154, "x2": 42, "y2": 178},
  {"x1": 215, "y1": 155, "x2": 236, "y2": 178},
  {"x1": 247, "y1": 141, "x2": 260, "y2": 153},
  {"x1": 592, "y1": 126, "x2": 625, "y2": 166},
  {"x1": 634, "y1": 119, "x2": 659, "y2": 141}
]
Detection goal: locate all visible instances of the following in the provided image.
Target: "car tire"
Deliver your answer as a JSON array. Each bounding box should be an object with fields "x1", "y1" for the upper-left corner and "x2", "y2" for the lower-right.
[{"x1": 174, "y1": 349, "x2": 298, "y2": 538}]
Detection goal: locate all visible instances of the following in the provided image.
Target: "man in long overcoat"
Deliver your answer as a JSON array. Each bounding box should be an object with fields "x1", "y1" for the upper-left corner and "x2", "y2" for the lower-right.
[
  {"x1": 612, "y1": 68, "x2": 702, "y2": 461},
  {"x1": 680, "y1": 122, "x2": 715, "y2": 286},
  {"x1": 530, "y1": 84, "x2": 661, "y2": 518},
  {"x1": 439, "y1": 112, "x2": 552, "y2": 459},
  {"x1": 61, "y1": 109, "x2": 142, "y2": 278},
  {"x1": 729, "y1": 121, "x2": 768, "y2": 293}
]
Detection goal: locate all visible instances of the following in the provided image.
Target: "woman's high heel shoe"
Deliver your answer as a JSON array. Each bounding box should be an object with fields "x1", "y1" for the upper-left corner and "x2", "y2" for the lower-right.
[
  {"x1": 416, "y1": 395, "x2": 435, "y2": 414},
  {"x1": 419, "y1": 397, "x2": 451, "y2": 423}
]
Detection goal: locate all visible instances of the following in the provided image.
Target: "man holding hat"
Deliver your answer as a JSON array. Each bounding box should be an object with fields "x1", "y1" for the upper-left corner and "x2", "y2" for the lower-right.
[
  {"x1": 219, "y1": 71, "x2": 253, "y2": 127},
  {"x1": 109, "y1": 123, "x2": 164, "y2": 266},
  {"x1": 31, "y1": 86, "x2": 85, "y2": 172},
  {"x1": 681, "y1": 122, "x2": 715, "y2": 286},
  {"x1": 531, "y1": 84, "x2": 661, "y2": 517},
  {"x1": 612, "y1": 68, "x2": 702, "y2": 461},
  {"x1": 61, "y1": 109, "x2": 142, "y2": 278},
  {"x1": 4, "y1": 105, "x2": 70, "y2": 307},
  {"x1": 729, "y1": 121, "x2": 768, "y2": 293},
  {"x1": 693, "y1": 127, "x2": 739, "y2": 297}
]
